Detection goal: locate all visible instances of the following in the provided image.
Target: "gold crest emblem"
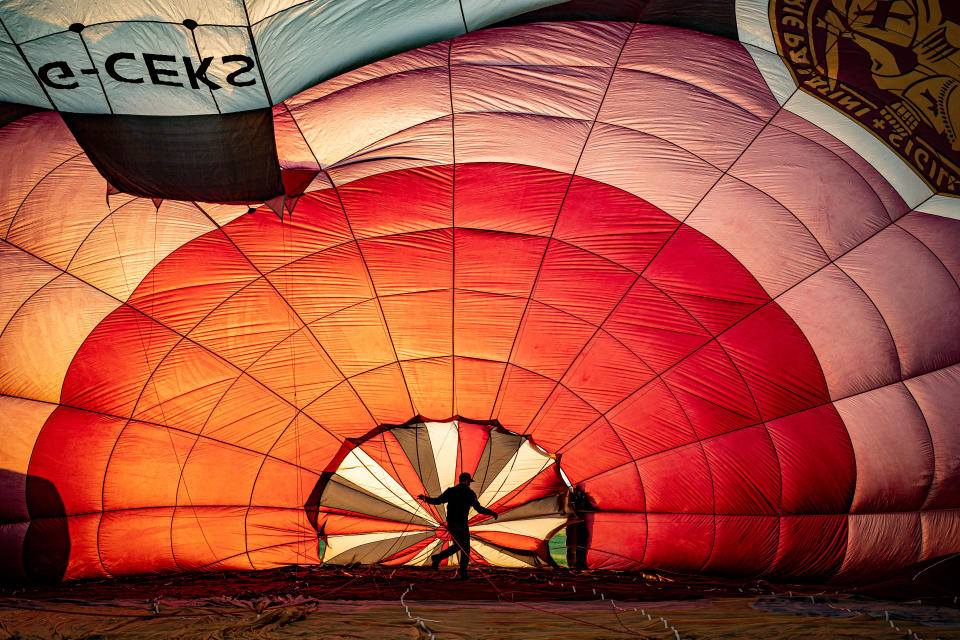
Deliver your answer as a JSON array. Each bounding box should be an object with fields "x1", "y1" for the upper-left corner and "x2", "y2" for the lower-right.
[{"x1": 771, "y1": 0, "x2": 960, "y2": 196}]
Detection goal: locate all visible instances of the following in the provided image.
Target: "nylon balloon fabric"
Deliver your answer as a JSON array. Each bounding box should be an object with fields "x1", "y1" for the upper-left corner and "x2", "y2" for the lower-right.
[
  {"x1": 308, "y1": 420, "x2": 569, "y2": 568},
  {"x1": 0, "y1": 22, "x2": 958, "y2": 585}
]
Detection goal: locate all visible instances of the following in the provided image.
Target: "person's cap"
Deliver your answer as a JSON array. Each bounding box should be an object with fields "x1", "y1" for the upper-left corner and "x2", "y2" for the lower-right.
[{"x1": 458, "y1": 472, "x2": 473, "y2": 483}]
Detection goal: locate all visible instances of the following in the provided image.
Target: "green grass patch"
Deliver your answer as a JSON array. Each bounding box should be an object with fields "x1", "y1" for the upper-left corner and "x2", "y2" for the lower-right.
[{"x1": 548, "y1": 531, "x2": 567, "y2": 567}]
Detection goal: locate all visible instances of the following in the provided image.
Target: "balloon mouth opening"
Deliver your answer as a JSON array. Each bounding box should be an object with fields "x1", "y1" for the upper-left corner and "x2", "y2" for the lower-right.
[
  {"x1": 309, "y1": 418, "x2": 570, "y2": 567},
  {"x1": 324, "y1": 415, "x2": 558, "y2": 475}
]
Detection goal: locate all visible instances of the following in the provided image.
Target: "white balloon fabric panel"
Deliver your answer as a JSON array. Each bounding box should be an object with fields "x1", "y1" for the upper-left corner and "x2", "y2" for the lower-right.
[{"x1": 0, "y1": 0, "x2": 570, "y2": 115}]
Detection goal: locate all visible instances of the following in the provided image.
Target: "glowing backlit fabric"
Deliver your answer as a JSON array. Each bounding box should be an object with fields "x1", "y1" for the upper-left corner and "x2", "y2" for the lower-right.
[
  {"x1": 309, "y1": 420, "x2": 568, "y2": 568},
  {"x1": 0, "y1": 21, "x2": 958, "y2": 584}
]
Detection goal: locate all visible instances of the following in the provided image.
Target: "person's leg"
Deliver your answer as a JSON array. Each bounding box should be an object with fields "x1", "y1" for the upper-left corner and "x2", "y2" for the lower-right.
[
  {"x1": 566, "y1": 523, "x2": 579, "y2": 568},
  {"x1": 574, "y1": 521, "x2": 589, "y2": 569},
  {"x1": 431, "y1": 540, "x2": 459, "y2": 567},
  {"x1": 450, "y1": 528, "x2": 470, "y2": 578}
]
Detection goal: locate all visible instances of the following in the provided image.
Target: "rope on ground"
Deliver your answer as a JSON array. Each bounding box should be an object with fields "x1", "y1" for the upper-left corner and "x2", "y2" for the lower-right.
[
  {"x1": 552, "y1": 573, "x2": 687, "y2": 639},
  {"x1": 460, "y1": 561, "x2": 656, "y2": 639},
  {"x1": 759, "y1": 587, "x2": 935, "y2": 640},
  {"x1": 400, "y1": 583, "x2": 438, "y2": 639},
  {"x1": 423, "y1": 527, "x2": 677, "y2": 639}
]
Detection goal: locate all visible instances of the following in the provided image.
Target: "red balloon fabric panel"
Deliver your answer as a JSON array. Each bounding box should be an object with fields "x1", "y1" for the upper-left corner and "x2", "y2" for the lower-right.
[
  {"x1": 1, "y1": 22, "x2": 957, "y2": 583},
  {"x1": 28, "y1": 161, "x2": 838, "y2": 578}
]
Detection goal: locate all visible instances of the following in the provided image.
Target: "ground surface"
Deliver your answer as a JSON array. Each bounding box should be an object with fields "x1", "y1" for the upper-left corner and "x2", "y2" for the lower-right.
[{"x1": 1, "y1": 565, "x2": 958, "y2": 639}]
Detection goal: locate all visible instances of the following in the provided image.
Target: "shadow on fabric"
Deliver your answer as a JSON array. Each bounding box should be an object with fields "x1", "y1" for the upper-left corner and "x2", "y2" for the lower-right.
[{"x1": 0, "y1": 469, "x2": 70, "y2": 583}]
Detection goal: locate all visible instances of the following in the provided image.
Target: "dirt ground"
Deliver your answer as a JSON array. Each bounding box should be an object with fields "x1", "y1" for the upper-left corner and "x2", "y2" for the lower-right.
[{"x1": 1, "y1": 565, "x2": 958, "y2": 639}]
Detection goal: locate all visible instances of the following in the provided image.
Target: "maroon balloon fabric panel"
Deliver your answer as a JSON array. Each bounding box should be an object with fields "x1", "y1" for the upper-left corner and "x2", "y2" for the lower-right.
[{"x1": 1, "y1": 21, "x2": 957, "y2": 584}]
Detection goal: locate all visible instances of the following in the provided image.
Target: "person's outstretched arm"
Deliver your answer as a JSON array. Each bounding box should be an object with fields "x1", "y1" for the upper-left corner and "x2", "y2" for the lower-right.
[
  {"x1": 418, "y1": 488, "x2": 451, "y2": 505},
  {"x1": 473, "y1": 498, "x2": 498, "y2": 519}
]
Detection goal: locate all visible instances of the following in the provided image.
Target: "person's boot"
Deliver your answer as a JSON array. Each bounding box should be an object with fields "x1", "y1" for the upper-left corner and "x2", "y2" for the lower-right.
[{"x1": 430, "y1": 554, "x2": 441, "y2": 570}]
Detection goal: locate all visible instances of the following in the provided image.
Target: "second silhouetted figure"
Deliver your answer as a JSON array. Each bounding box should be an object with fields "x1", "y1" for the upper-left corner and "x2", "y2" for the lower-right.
[{"x1": 418, "y1": 472, "x2": 497, "y2": 579}]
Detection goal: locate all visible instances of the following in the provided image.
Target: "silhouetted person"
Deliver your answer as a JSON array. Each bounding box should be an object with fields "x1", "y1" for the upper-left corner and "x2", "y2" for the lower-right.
[
  {"x1": 418, "y1": 472, "x2": 497, "y2": 579},
  {"x1": 566, "y1": 485, "x2": 593, "y2": 570}
]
